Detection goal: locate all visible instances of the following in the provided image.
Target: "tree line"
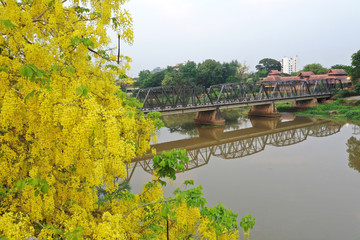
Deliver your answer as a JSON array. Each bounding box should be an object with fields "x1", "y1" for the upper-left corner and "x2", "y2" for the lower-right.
[
  {"x1": 135, "y1": 50, "x2": 360, "y2": 89},
  {"x1": 135, "y1": 59, "x2": 251, "y2": 88}
]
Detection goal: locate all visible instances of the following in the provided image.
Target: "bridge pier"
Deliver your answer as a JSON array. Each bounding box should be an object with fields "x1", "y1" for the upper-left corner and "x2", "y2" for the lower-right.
[
  {"x1": 194, "y1": 109, "x2": 225, "y2": 125},
  {"x1": 293, "y1": 98, "x2": 318, "y2": 108},
  {"x1": 248, "y1": 103, "x2": 280, "y2": 118}
]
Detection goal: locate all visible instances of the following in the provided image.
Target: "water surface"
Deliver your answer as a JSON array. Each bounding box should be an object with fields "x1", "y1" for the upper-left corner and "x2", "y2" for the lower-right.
[{"x1": 128, "y1": 111, "x2": 360, "y2": 240}]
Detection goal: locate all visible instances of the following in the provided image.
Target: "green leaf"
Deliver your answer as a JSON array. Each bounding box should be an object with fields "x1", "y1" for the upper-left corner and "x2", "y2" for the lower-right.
[
  {"x1": 105, "y1": 64, "x2": 119, "y2": 71},
  {"x1": 25, "y1": 90, "x2": 36, "y2": 101},
  {"x1": 66, "y1": 66, "x2": 75, "y2": 73},
  {"x1": 161, "y1": 205, "x2": 170, "y2": 219},
  {"x1": 41, "y1": 183, "x2": 49, "y2": 194},
  {"x1": 0, "y1": 67, "x2": 8, "y2": 72},
  {"x1": 184, "y1": 180, "x2": 194, "y2": 186},
  {"x1": 0, "y1": 20, "x2": 17, "y2": 29},
  {"x1": 158, "y1": 179, "x2": 167, "y2": 186},
  {"x1": 44, "y1": 86, "x2": 53, "y2": 91},
  {"x1": 51, "y1": 65, "x2": 60, "y2": 71},
  {"x1": 82, "y1": 38, "x2": 94, "y2": 48},
  {"x1": 83, "y1": 88, "x2": 89, "y2": 97},
  {"x1": 76, "y1": 84, "x2": 89, "y2": 97},
  {"x1": 26, "y1": 64, "x2": 42, "y2": 78},
  {"x1": 35, "y1": 190, "x2": 40, "y2": 197},
  {"x1": 15, "y1": 180, "x2": 26, "y2": 191},
  {"x1": 33, "y1": 178, "x2": 40, "y2": 186},
  {"x1": 20, "y1": 65, "x2": 34, "y2": 79},
  {"x1": 70, "y1": 37, "x2": 81, "y2": 46}
]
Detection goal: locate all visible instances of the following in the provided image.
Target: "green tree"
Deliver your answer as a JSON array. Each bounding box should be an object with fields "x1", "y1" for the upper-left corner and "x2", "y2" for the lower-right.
[
  {"x1": 331, "y1": 64, "x2": 353, "y2": 74},
  {"x1": 302, "y1": 63, "x2": 329, "y2": 74},
  {"x1": 136, "y1": 69, "x2": 152, "y2": 87},
  {"x1": 180, "y1": 61, "x2": 198, "y2": 85},
  {"x1": 142, "y1": 71, "x2": 165, "y2": 88},
  {"x1": 0, "y1": 1, "x2": 253, "y2": 238},
  {"x1": 236, "y1": 61, "x2": 250, "y2": 82},
  {"x1": 197, "y1": 59, "x2": 224, "y2": 87},
  {"x1": 351, "y1": 50, "x2": 360, "y2": 84},
  {"x1": 255, "y1": 69, "x2": 268, "y2": 78},
  {"x1": 222, "y1": 60, "x2": 239, "y2": 83},
  {"x1": 346, "y1": 137, "x2": 360, "y2": 172},
  {"x1": 256, "y1": 58, "x2": 281, "y2": 74}
]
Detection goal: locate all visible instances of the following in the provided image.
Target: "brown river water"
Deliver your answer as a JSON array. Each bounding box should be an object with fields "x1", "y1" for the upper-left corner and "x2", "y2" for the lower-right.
[{"x1": 128, "y1": 110, "x2": 360, "y2": 240}]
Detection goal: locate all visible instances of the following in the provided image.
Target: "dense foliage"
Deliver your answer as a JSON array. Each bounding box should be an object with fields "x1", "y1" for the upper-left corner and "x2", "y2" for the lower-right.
[
  {"x1": 255, "y1": 58, "x2": 281, "y2": 74},
  {"x1": 346, "y1": 136, "x2": 360, "y2": 173},
  {"x1": 0, "y1": 1, "x2": 253, "y2": 239},
  {"x1": 135, "y1": 60, "x2": 251, "y2": 88},
  {"x1": 301, "y1": 63, "x2": 329, "y2": 74},
  {"x1": 351, "y1": 50, "x2": 360, "y2": 84},
  {"x1": 299, "y1": 99, "x2": 360, "y2": 121}
]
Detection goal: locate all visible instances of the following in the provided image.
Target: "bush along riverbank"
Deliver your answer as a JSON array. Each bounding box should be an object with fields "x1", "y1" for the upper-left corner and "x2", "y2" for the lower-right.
[{"x1": 293, "y1": 98, "x2": 360, "y2": 124}]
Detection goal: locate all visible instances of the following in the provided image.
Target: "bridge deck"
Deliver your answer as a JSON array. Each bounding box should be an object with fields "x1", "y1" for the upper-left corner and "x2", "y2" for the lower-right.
[
  {"x1": 132, "y1": 117, "x2": 336, "y2": 162},
  {"x1": 136, "y1": 80, "x2": 342, "y2": 114},
  {"x1": 146, "y1": 94, "x2": 331, "y2": 115}
]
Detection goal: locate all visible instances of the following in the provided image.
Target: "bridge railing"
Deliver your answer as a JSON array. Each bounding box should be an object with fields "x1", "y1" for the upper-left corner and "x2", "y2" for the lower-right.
[
  {"x1": 126, "y1": 122, "x2": 342, "y2": 179},
  {"x1": 136, "y1": 85, "x2": 212, "y2": 110},
  {"x1": 136, "y1": 79, "x2": 343, "y2": 111}
]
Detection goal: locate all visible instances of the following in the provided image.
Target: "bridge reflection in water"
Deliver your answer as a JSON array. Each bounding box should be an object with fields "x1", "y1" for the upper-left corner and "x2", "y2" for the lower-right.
[{"x1": 126, "y1": 117, "x2": 342, "y2": 181}]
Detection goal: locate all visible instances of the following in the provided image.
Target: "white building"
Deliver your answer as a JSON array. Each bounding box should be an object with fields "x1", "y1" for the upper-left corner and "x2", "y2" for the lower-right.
[{"x1": 281, "y1": 56, "x2": 299, "y2": 74}]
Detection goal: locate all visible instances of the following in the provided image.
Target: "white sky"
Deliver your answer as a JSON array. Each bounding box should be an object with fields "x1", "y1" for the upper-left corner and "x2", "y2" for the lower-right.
[{"x1": 114, "y1": 0, "x2": 360, "y2": 77}]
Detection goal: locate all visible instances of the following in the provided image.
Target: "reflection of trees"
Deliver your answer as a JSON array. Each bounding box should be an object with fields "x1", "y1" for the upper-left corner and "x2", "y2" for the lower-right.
[
  {"x1": 129, "y1": 120, "x2": 342, "y2": 181},
  {"x1": 222, "y1": 108, "x2": 249, "y2": 130},
  {"x1": 161, "y1": 113, "x2": 198, "y2": 136},
  {"x1": 161, "y1": 109, "x2": 250, "y2": 135},
  {"x1": 346, "y1": 136, "x2": 360, "y2": 172}
]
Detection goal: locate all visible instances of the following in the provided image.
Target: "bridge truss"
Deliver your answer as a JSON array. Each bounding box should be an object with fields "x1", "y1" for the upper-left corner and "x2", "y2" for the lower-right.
[
  {"x1": 136, "y1": 79, "x2": 343, "y2": 112},
  {"x1": 126, "y1": 122, "x2": 342, "y2": 180}
]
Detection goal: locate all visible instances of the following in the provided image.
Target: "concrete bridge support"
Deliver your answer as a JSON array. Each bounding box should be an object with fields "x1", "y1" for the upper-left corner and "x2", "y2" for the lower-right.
[
  {"x1": 248, "y1": 103, "x2": 280, "y2": 118},
  {"x1": 293, "y1": 98, "x2": 318, "y2": 108},
  {"x1": 194, "y1": 109, "x2": 225, "y2": 125}
]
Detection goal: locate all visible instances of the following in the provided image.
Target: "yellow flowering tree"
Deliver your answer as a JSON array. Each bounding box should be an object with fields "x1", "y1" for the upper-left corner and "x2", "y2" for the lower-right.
[{"x1": 0, "y1": 0, "x2": 252, "y2": 239}]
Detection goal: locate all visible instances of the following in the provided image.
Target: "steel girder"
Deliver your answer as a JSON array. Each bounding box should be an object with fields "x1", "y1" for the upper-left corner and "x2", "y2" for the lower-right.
[
  {"x1": 308, "y1": 123, "x2": 342, "y2": 137},
  {"x1": 212, "y1": 135, "x2": 268, "y2": 159},
  {"x1": 136, "y1": 85, "x2": 209, "y2": 110},
  {"x1": 127, "y1": 122, "x2": 342, "y2": 178},
  {"x1": 136, "y1": 79, "x2": 343, "y2": 112},
  {"x1": 268, "y1": 128, "x2": 309, "y2": 147}
]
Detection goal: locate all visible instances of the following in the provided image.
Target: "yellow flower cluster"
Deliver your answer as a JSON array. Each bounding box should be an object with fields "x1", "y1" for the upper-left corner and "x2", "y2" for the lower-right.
[{"x1": 0, "y1": 1, "x2": 241, "y2": 239}]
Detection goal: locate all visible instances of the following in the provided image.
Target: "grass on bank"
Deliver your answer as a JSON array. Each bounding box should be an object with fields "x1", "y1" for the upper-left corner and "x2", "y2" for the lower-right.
[
  {"x1": 276, "y1": 98, "x2": 360, "y2": 125},
  {"x1": 275, "y1": 83, "x2": 360, "y2": 124}
]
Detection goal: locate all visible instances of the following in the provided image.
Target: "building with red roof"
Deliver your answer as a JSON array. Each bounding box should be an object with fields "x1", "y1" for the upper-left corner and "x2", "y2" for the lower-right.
[{"x1": 261, "y1": 69, "x2": 351, "y2": 86}]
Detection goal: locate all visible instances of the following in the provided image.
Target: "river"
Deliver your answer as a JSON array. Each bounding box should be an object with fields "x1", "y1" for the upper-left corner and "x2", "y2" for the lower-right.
[{"x1": 128, "y1": 109, "x2": 360, "y2": 240}]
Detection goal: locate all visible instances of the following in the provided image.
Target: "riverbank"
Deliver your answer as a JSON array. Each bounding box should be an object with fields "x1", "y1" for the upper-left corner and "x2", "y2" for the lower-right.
[{"x1": 276, "y1": 96, "x2": 360, "y2": 125}]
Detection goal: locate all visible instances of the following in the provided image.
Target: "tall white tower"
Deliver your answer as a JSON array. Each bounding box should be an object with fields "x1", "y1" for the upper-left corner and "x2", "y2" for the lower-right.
[{"x1": 281, "y1": 56, "x2": 299, "y2": 74}]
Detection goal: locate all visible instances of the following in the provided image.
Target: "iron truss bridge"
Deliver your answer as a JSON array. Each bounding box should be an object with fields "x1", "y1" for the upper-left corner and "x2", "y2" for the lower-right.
[
  {"x1": 125, "y1": 120, "x2": 342, "y2": 181},
  {"x1": 135, "y1": 79, "x2": 343, "y2": 114}
]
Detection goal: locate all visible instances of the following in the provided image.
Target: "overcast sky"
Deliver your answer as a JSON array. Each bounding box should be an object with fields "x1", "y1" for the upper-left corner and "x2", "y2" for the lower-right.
[{"x1": 115, "y1": 0, "x2": 360, "y2": 77}]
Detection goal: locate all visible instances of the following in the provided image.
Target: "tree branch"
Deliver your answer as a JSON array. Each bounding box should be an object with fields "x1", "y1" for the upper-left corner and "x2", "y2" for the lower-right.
[
  {"x1": 121, "y1": 198, "x2": 174, "y2": 221},
  {"x1": 72, "y1": 17, "x2": 100, "y2": 24},
  {"x1": 22, "y1": 35, "x2": 33, "y2": 44},
  {"x1": 87, "y1": 47, "x2": 108, "y2": 60},
  {"x1": 32, "y1": 9, "x2": 48, "y2": 22},
  {"x1": 90, "y1": 91, "x2": 109, "y2": 101}
]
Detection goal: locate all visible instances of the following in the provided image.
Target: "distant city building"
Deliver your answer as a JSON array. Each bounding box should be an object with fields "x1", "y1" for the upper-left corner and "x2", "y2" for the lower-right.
[
  {"x1": 151, "y1": 67, "x2": 165, "y2": 74},
  {"x1": 281, "y1": 56, "x2": 299, "y2": 74}
]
